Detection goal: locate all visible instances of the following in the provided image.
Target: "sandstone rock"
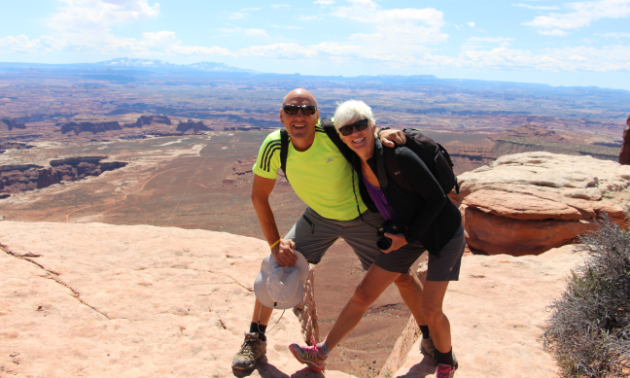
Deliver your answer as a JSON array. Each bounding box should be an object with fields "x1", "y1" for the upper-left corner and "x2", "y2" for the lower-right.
[
  {"x1": 0, "y1": 157, "x2": 127, "y2": 194},
  {"x1": 60, "y1": 121, "x2": 122, "y2": 135},
  {"x1": 0, "y1": 118, "x2": 27, "y2": 131},
  {"x1": 620, "y1": 114, "x2": 630, "y2": 165},
  {"x1": 392, "y1": 245, "x2": 585, "y2": 378},
  {"x1": 450, "y1": 152, "x2": 629, "y2": 255},
  {"x1": 124, "y1": 115, "x2": 173, "y2": 128},
  {"x1": 0, "y1": 221, "x2": 355, "y2": 378},
  {"x1": 177, "y1": 119, "x2": 212, "y2": 134}
]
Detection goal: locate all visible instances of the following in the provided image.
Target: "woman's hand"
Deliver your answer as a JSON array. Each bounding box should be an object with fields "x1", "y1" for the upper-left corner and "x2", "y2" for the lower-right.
[
  {"x1": 271, "y1": 239, "x2": 298, "y2": 267},
  {"x1": 381, "y1": 233, "x2": 408, "y2": 254},
  {"x1": 379, "y1": 129, "x2": 406, "y2": 148}
]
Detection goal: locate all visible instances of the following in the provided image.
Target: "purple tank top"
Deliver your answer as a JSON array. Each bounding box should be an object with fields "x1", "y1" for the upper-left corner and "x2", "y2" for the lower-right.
[{"x1": 361, "y1": 174, "x2": 403, "y2": 223}]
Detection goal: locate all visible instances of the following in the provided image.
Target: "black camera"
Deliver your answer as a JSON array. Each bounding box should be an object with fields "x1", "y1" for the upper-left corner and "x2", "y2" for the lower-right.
[{"x1": 376, "y1": 220, "x2": 406, "y2": 250}]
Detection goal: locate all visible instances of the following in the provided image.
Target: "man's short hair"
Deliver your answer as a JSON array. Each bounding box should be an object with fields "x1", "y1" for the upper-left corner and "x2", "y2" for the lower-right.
[{"x1": 333, "y1": 100, "x2": 376, "y2": 130}]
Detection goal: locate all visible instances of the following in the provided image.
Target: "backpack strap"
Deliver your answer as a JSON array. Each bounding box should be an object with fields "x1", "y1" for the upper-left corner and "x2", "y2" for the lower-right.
[
  {"x1": 382, "y1": 146, "x2": 413, "y2": 192},
  {"x1": 280, "y1": 129, "x2": 290, "y2": 181}
]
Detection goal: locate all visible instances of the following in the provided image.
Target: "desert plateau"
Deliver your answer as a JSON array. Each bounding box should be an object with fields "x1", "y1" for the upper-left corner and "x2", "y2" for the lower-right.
[{"x1": 1, "y1": 61, "x2": 629, "y2": 378}]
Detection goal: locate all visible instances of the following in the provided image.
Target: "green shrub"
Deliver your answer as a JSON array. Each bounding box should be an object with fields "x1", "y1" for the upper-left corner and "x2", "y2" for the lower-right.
[{"x1": 544, "y1": 214, "x2": 630, "y2": 377}]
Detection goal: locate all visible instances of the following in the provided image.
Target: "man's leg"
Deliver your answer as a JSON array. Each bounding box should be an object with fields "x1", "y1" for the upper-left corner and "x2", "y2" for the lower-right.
[
  {"x1": 234, "y1": 208, "x2": 339, "y2": 370},
  {"x1": 252, "y1": 299, "x2": 273, "y2": 329},
  {"x1": 232, "y1": 298, "x2": 272, "y2": 371}
]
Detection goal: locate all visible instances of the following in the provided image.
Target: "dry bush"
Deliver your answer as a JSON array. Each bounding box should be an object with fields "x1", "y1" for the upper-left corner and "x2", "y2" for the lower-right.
[{"x1": 544, "y1": 214, "x2": 630, "y2": 377}]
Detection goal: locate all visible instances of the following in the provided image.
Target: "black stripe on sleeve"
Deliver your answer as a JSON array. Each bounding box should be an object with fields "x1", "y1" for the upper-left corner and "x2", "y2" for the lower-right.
[
  {"x1": 259, "y1": 140, "x2": 281, "y2": 171},
  {"x1": 262, "y1": 147, "x2": 280, "y2": 172}
]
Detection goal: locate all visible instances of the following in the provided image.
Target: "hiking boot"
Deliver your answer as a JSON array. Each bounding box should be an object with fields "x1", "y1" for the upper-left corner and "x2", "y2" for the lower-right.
[
  {"x1": 288, "y1": 338, "x2": 327, "y2": 372},
  {"x1": 420, "y1": 337, "x2": 436, "y2": 361},
  {"x1": 231, "y1": 332, "x2": 266, "y2": 371}
]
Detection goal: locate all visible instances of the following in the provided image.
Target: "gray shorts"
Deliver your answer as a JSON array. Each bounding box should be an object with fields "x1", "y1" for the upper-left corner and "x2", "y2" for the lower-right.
[
  {"x1": 374, "y1": 224, "x2": 466, "y2": 281},
  {"x1": 284, "y1": 207, "x2": 384, "y2": 270},
  {"x1": 427, "y1": 224, "x2": 466, "y2": 281}
]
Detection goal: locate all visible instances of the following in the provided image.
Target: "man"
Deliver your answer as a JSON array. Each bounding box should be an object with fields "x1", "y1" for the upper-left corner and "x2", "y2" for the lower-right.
[{"x1": 232, "y1": 88, "x2": 428, "y2": 371}]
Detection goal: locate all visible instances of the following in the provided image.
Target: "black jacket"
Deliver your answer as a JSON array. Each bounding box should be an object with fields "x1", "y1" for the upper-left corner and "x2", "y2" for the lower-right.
[{"x1": 354, "y1": 139, "x2": 462, "y2": 257}]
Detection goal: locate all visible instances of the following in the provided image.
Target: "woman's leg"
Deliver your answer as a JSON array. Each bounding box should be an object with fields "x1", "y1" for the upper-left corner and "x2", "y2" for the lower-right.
[
  {"x1": 393, "y1": 269, "x2": 428, "y2": 327},
  {"x1": 324, "y1": 264, "x2": 401, "y2": 349},
  {"x1": 422, "y1": 280, "x2": 451, "y2": 354}
]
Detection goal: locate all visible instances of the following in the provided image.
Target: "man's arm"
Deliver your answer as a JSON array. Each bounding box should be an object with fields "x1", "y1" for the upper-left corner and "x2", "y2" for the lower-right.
[
  {"x1": 251, "y1": 174, "x2": 297, "y2": 267},
  {"x1": 379, "y1": 128, "x2": 406, "y2": 147}
]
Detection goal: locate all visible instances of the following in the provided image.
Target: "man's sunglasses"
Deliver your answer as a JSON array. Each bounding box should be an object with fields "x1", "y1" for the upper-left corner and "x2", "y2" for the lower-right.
[
  {"x1": 338, "y1": 119, "x2": 369, "y2": 136},
  {"x1": 283, "y1": 104, "x2": 317, "y2": 116}
]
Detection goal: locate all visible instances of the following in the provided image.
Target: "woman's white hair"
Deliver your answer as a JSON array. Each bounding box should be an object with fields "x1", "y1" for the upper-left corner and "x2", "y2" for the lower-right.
[{"x1": 333, "y1": 100, "x2": 376, "y2": 131}]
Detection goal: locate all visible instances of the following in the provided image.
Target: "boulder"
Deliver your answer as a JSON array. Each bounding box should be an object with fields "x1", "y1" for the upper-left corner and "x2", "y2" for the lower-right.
[
  {"x1": 620, "y1": 114, "x2": 630, "y2": 165},
  {"x1": 450, "y1": 152, "x2": 630, "y2": 255}
]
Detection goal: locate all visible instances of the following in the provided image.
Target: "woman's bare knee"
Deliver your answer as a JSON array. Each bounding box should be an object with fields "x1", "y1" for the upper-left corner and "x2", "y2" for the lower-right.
[
  {"x1": 351, "y1": 284, "x2": 378, "y2": 309},
  {"x1": 423, "y1": 302, "x2": 444, "y2": 323}
]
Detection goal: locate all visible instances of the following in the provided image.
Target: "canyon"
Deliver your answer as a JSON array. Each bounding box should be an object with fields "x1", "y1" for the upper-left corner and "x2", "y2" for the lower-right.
[{"x1": 1, "y1": 74, "x2": 628, "y2": 377}]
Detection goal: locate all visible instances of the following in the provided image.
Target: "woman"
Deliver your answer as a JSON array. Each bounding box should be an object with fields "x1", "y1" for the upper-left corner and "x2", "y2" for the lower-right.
[{"x1": 289, "y1": 100, "x2": 465, "y2": 378}]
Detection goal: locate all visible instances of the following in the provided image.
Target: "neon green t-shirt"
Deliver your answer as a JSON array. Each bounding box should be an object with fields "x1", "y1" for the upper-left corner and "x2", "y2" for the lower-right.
[{"x1": 253, "y1": 126, "x2": 367, "y2": 221}]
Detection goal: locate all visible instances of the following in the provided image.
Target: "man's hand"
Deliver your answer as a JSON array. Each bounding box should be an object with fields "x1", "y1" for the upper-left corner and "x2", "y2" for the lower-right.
[
  {"x1": 381, "y1": 233, "x2": 408, "y2": 254},
  {"x1": 271, "y1": 239, "x2": 298, "y2": 267},
  {"x1": 379, "y1": 129, "x2": 406, "y2": 148}
]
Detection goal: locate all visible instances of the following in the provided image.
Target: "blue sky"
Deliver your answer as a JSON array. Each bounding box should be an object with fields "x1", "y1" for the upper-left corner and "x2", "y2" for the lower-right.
[{"x1": 1, "y1": 0, "x2": 629, "y2": 89}]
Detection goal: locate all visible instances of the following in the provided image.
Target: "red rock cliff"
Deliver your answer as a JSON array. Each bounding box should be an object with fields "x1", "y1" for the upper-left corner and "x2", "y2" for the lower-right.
[{"x1": 619, "y1": 115, "x2": 630, "y2": 165}]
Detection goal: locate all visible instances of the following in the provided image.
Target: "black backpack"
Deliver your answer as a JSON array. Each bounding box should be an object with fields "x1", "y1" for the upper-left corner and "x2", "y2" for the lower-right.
[
  {"x1": 380, "y1": 128, "x2": 460, "y2": 195},
  {"x1": 279, "y1": 122, "x2": 459, "y2": 195}
]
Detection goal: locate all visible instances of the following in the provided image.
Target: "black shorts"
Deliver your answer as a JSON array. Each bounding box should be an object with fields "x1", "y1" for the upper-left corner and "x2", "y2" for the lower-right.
[{"x1": 375, "y1": 224, "x2": 466, "y2": 281}]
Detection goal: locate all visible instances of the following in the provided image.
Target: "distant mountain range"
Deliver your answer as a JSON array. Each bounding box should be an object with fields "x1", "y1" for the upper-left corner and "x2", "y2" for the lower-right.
[{"x1": 1, "y1": 58, "x2": 629, "y2": 106}]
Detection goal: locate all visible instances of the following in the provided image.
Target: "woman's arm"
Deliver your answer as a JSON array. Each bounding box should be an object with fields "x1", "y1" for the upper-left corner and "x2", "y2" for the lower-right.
[{"x1": 395, "y1": 147, "x2": 447, "y2": 244}]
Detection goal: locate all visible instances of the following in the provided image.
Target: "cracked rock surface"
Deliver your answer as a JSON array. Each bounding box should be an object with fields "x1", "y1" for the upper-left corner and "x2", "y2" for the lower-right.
[
  {"x1": 450, "y1": 151, "x2": 630, "y2": 255},
  {"x1": 0, "y1": 221, "x2": 355, "y2": 378}
]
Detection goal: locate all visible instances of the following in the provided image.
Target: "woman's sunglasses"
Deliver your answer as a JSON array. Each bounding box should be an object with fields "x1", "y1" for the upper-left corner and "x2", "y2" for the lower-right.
[
  {"x1": 338, "y1": 119, "x2": 369, "y2": 136},
  {"x1": 283, "y1": 104, "x2": 318, "y2": 116}
]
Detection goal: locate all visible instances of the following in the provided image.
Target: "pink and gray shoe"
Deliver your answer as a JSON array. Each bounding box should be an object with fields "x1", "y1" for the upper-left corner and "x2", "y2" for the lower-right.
[
  {"x1": 436, "y1": 362, "x2": 457, "y2": 378},
  {"x1": 288, "y1": 338, "x2": 328, "y2": 372}
]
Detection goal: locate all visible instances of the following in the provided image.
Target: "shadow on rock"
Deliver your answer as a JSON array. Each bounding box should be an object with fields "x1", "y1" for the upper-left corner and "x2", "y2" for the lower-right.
[
  {"x1": 396, "y1": 356, "x2": 436, "y2": 378},
  {"x1": 232, "y1": 357, "x2": 325, "y2": 378}
]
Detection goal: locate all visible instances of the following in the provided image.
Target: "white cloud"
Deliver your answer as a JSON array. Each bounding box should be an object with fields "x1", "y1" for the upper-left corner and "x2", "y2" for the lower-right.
[
  {"x1": 271, "y1": 4, "x2": 290, "y2": 8},
  {"x1": 300, "y1": 15, "x2": 319, "y2": 20},
  {"x1": 245, "y1": 29, "x2": 269, "y2": 37},
  {"x1": 0, "y1": 35, "x2": 65, "y2": 53},
  {"x1": 217, "y1": 27, "x2": 269, "y2": 38},
  {"x1": 467, "y1": 21, "x2": 475, "y2": 28},
  {"x1": 229, "y1": 12, "x2": 248, "y2": 19},
  {"x1": 524, "y1": 0, "x2": 630, "y2": 35},
  {"x1": 314, "y1": 0, "x2": 335, "y2": 4},
  {"x1": 513, "y1": 3, "x2": 561, "y2": 10},
  {"x1": 48, "y1": 0, "x2": 160, "y2": 34},
  {"x1": 462, "y1": 36, "x2": 514, "y2": 50},
  {"x1": 330, "y1": 0, "x2": 447, "y2": 55},
  {"x1": 600, "y1": 31, "x2": 630, "y2": 37},
  {"x1": 453, "y1": 44, "x2": 630, "y2": 72},
  {"x1": 1, "y1": 0, "x2": 233, "y2": 58},
  {"x1": 538, "y1": 29, "x2": 568, "y2": 36},
  {"x1": 271, "y1": 25, "x2": 302, "y2": 29}
]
